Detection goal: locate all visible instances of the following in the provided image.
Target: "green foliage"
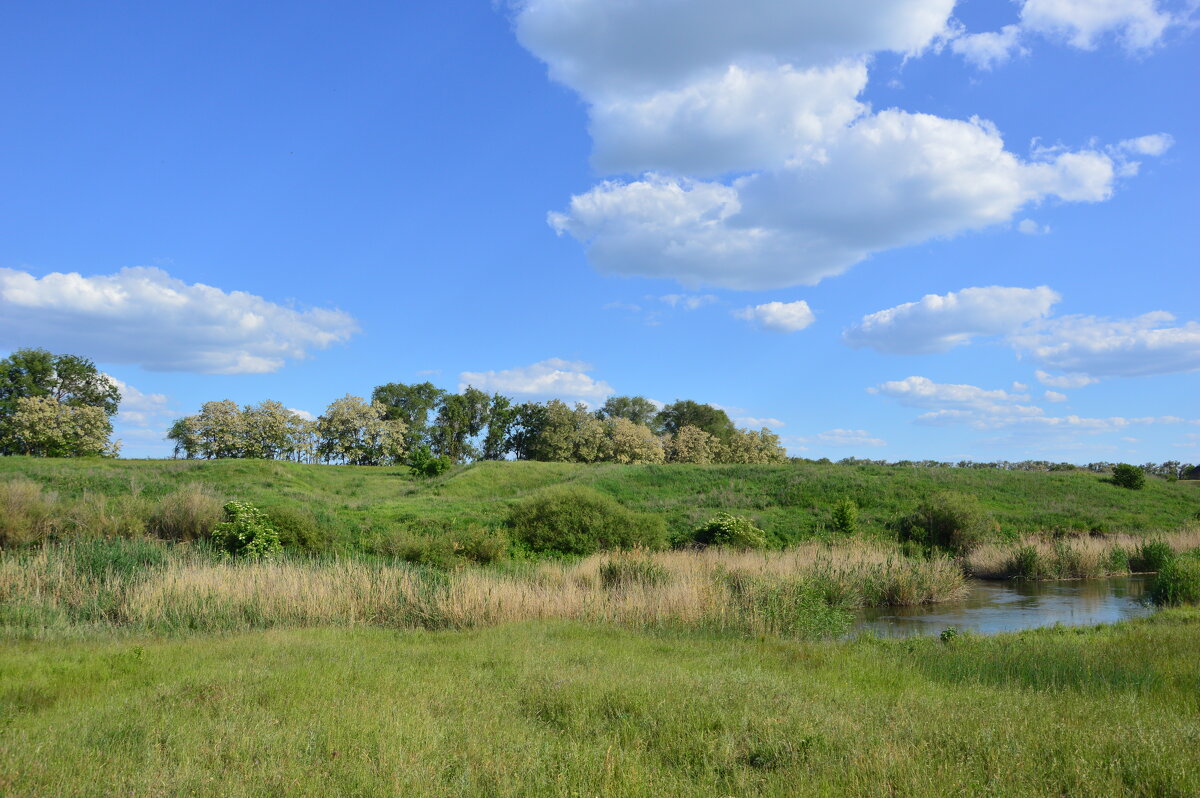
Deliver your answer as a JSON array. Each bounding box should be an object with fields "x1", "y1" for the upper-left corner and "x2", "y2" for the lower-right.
[
  {"x1": 148, "y1": 483, "x2": 224, "y2": 542},
  {"x1": 408, "y1": 445, "x2": 452, "y2": 478},
  {"x1": 595, "y1": 395, "x2": 659, "y2": 428},
  {"x1": 691, "y1": 512, "x2": 768, "y2": 549},
  {"x1": 655, "y1": 399, "x2": 735, "y2": 441},
  {"x1": 899, "y1": 492, "x2": 996, "y2": 553},
  {"x1": 1111, "y1": 463, "x2": 1146, "y2": 490},
  {"x1": 265, "y1": 505, "x2": 328, "y2": 552},
  {"x1": 0, "y1": 348, "x2": 120, "y2": 457},
  {"x1": 1134, "y1": 540, "x2": 1175, "y2": 572},
  {"x1": 68, "y1": 537, "x2": 167, "y2": 583},
  {"x1": 598, "y1": 556, "x2": 670, "y2": 590},
  {"x1": 211, "y1": 501, "x2": 281, "y2": 559},
  {"x1": 1150, "y1": 557, "x2": 1200, "y2": 605},
  {"x1": 508, "y1": 485, "x2": 666, "y2": 556},
  {"x1": 1011, "y1": 545, "x2": 1046, "y2": 579},
  {"x1": 831, "y1": 497, "x2": 859, "y2": 536},
  {"x1": 371, "y1": 381, "x2": 446, "y2": 452}
]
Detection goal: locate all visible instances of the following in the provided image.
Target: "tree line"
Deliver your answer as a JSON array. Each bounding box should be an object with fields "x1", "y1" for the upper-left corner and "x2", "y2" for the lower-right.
[{"x1": 166, "y1": 383, "x2": 788, "y2": 467}]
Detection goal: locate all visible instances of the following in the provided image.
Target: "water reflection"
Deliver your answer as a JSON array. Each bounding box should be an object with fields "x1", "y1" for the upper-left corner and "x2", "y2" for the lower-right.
[{"x1": 853, "y1": 575, "x2": 1155, "y2": 638}]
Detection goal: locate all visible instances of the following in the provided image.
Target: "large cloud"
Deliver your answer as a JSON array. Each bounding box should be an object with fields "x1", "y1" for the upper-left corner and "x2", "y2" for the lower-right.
[
  {"x1": 0, "y1": 267, "x2": 358, "y2": 374},
  {"x1": 459, "y1": 358, "x2": 614, "y2": 402},
  {"x1": 551, "y1": 112, "x2": 1118, "y2": 289},
  {"x1": 516, "y1": 0, "x2": 1156, "y2": 290},
  {"x1": 1012, "y1": 311, "x2": 1200, "y2": 377},
  {"x1": 844, "y1": 286, "x2": 1061, "y2": 354}
]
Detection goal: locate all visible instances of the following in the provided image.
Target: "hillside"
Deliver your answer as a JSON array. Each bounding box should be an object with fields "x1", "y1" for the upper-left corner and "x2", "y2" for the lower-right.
[{"x1": 3, "y1": 457, "x2": 1197, "y2": 550}]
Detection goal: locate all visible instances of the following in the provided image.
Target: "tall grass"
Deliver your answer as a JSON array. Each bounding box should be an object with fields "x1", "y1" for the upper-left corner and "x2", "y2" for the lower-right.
[
  {"x1": 964, "y1": 527, "x2": 1200, "y2": 579},
  {"x1": 0, "y1": 539, "x2": 964, "y2": 640}
]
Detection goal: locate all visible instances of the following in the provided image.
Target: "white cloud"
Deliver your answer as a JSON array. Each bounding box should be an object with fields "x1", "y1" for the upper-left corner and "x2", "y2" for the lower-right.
[
  {"x1": 459, "y1": 358, "x2": 614, "y2": 401},
  {"x1": 736, "y1": 416, "x2": 786, "y2": 429},
  {"x1": 1017, "y1": 218, "x2": 1051, "y2": 234},
  {"x1": 813, "y1": 428, "x2": 887, "y2": 447},
  {"x1": 0, "y1": 267, "x2": 358, "y2": 374},
  {"x1": 1035, "y1": 369, "x2": 1099, "y2": 388},
  {"x1": 660, "y1": 293, "x2": 717, "y2": 310},
  {"x1": 1012, "y1": 311, "x2": 1200, "y2": 377},
  {"x1": 844, "y1": 286, "x2": 1060, "y2": 354},
  {"x1": 288, "y1": 408, "x2": 316, "y2": 422},
  {"x1": 1019, "y1": 0, "x2": 1177, "y2": 51},
  {"x1": 734, "y1": 300, "x2": 816, "y2": 333},
  {"x1": 104, "y1": 376, "x2": 172, "y2": 428},
  {"x1": 1119, "y1": 133, "x2": 1175, "y2": 156},
  {"x1": 951, "y1": 25, "x2": 1028, "y2": 69},
  {"x1": 1044, "y1": 390, "x2": 1069, "y2": 402}
]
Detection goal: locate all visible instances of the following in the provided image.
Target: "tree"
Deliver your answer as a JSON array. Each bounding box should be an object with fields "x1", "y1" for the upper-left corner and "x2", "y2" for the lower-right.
[
  {"x1": 0, "y1": 348, "x2": 120, "y2": 456},
  {"x1": 241, "y1": 400, "x2": 294, "y2": 460},
  {"x1": 194, "y1": 400, "x2": 246, "y2": 459},
  {"x1": 655, "y1": 400, "x2": 735, "y2": 442},
  {"x1": 596, "y1": 396, "x2": 659, "y2": 428},
  {"x1": 8, "y1": 395, "x2": 119, "y2": 457},
  {"x1": 431, "y1": 387, "x2": 490, "y2": 463},
  {"x1": 718, "y1": 427, "x2": 789, "y2": 464},
  {"x1": 603, "y1": 417, "x2": 665, "y2": 464},
  {"x1": 371, "y1": 382, "x2": 446, "y2": 452},
  {"x1": 665, "y1": 425, "x2": 717, "y2": 464},
  {"x1": 1111, "y1": 463, "x2": 1146, "y2": 490},
  {"x1": 316, "y1": 395, "x2": 406, "y2": 466},
  {"x1": 506, "y1": 402, "x2": 549, "y2": 461},
  {"x1": 481, "y1": 393, "x2": 516, "y2": 460}
]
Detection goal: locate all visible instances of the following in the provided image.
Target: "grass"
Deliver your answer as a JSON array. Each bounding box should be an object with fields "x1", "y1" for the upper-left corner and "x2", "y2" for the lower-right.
[
  {"x1": 2, "y1": 457, "x2": 1199, "y2": 552},
  {"x1": 0, "y1": 539, "x2": 965, "y2": 640},
  {"x1": 1, "y1": 613, "x2": 1199, "y2": 796},
  {"x1": 965, "y1": 528, "x2": 1200, "y2": 579}
]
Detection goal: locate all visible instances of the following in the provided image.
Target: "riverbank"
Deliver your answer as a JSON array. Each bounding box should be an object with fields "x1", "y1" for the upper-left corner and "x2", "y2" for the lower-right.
[{"x1": 2, "y1": 611, "x2": 1198, "y2": 797}]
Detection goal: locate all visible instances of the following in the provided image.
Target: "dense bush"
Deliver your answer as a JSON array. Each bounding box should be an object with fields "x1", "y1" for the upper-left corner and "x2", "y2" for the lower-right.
[
  {"x1": 507, "y1": 485, "x2": 666, "y2": 556},
  {"x1": 408, "y1": 445, "x2": 452, "y2": 478},
  {"x1": 830, "y1": 497, "x2": 859, "y2": 536},
  {"x1": 0, "y1": 478, "x2": 57, "y2": 547},
  {"x1": 1111, "y1": 463, "x2": 1146, "y2": 490},
  {"x1": 691, "y1": 513, "x2": 768, "y2": 549},
  {"x1": 211, "y1": 501, "x2": 281, "y2": 559},
  {"x1": 1150, "y1": 556, "x2": 1200, "y2": 605},
  {"x1": 149, "y1": 483, "x2": 224, "y2": 541},
  {"x1": 1133, "y1": 540, "x2": 1175, "y2": 572},
  {"x1": 264, "y1": 505, "x2": 329, "y2": 552},
  {"x1": 899, "y1": 492, "x2": 997, "y2": 553}
]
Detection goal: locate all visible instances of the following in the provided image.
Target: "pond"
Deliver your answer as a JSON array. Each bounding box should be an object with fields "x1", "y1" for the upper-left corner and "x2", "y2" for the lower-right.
[{"x1": 853, "y1": 575, "x2": 1155, "y2": 638}]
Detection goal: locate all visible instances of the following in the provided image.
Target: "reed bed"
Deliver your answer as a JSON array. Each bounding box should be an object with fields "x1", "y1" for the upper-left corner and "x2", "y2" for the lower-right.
[
  {"x1": 964, "y1": 526, "x2": 1200, "y2": 579},
  {"x1": 0, "y1": 539, "x2": 965, "y2": 639}
]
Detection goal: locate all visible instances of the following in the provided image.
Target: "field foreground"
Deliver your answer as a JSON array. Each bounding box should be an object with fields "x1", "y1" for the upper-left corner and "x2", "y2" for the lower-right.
[{"x1": 2, "y1": 613, "x2": 1199, "y2": 797}]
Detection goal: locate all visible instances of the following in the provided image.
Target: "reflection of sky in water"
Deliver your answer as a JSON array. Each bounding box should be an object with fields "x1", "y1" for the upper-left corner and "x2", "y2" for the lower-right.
[{"x1": 853, "y1": 576, "x2": 1155, "y2": 638}]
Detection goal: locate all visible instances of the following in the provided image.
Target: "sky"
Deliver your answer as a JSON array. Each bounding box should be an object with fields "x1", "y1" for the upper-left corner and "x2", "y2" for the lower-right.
[{"x1": 1, "y1": 0, "x2": 1197, "y2": 462}]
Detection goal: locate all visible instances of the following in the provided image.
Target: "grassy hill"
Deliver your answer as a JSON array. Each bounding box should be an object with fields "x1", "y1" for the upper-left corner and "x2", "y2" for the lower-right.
[{"x1": 2, "y1": 457, "x2": 1197, "y2": 551}]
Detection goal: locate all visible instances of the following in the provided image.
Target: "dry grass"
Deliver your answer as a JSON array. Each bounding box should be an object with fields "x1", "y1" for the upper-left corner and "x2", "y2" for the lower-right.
[{"x1": 965, "y1": 527, "x2": 1200, "y2": 579}]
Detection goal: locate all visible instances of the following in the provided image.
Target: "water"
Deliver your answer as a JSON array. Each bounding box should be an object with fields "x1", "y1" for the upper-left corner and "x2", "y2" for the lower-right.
[{"x1": 853, "y1": 575, "x2": 1155, "y2": 638}]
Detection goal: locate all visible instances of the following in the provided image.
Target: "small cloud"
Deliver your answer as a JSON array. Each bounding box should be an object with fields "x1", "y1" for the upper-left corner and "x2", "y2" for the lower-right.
[
  {"x1": 1043, "y1": 390, "x2": 1068, "y2": 402},
  {"x1": 1035, "y1": 369, "x2": 1099, "y2": 389},
  {"x1": 813, "y1": 428, "x2": 887, "y2": 447},
  {"x1": 1119, "y1": 133, "x2": 1174, "y2": 157},
  {"x1": 660, "y1": 293, "x2": 717, "y2": 310},
  {"x1": 1017, "y1": 218, "x2": 1050, "y2": 235},
  {"x1": 734, "y1": 300, "x2": 816, "y2": 333},
  {"x1": 735, "y1": 416, "x2": 785, "y2": 429},
  {"x1": 459, "y1": 358, "x2": 614, "y2": 402},
  {"x1": 288, "y1": 408, "x2": 316, "y2": 422},
  {"x1": 1011, "y1": 382, "x2": 1029, "y2": 392},
  {"x1": 416, "y1": 369, "x2": 441, "y2": 377}
]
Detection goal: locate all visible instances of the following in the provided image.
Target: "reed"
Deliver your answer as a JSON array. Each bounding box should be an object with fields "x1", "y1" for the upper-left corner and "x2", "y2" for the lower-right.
[{"x1": 964, "y1": 527, "x2": 1200, "y2": 579}]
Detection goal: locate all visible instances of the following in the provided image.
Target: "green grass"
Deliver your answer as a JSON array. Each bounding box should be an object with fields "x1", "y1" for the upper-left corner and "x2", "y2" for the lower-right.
[
  {"x1": 3, "y1": 457, "x2": 1198, "y2": 551},
  {"x1": 1, "y1": 613, "x2": 1198, "y2": 796}
]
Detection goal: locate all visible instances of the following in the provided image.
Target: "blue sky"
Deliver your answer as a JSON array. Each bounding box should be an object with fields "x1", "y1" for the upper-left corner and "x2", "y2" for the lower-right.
[{"x1": 1, "y1": 0, "x2": 1197, "y2": 462}]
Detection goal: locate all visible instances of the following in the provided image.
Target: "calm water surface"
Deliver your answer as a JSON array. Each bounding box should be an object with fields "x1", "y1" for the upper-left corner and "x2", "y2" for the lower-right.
[{"x1": 853, "y1": 575, "x2": 1155, "y2": 638}]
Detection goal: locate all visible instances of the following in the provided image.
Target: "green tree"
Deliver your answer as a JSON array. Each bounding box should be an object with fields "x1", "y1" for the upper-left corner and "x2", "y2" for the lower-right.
[
  {"x1": 602, "y1": 417, "x2": 665, "y2": 464},
  {"x1": 596, "y1": 396, "x2": 659, "y2": 428},
  {"x1": 718, "y1": 427, "x2": 789, "y2": 464},
  {"x1": 316, "y1": 395, "x2": 407, "y2": 466},
  {"x1": 481, "y1": 393, "x2": 516, "y2": 460},
  {"x1": 8, "y1": 395, "x2": 119, "y2": 457},
  {"x1": 0, "y1": 348, "x2": 120, "y2": 456},
  {"x1": 656, "y1": 400, "x2": 735, "y2": 441},
  {"x1": 431, "y1": 387, "x2": 490, "y2": 463},
  {"x1": 665, "y1": 425, "x2": 717, "y2": 464},
  {"x1": 371, "y1": 382, "x2": 446, "y2": 452}
]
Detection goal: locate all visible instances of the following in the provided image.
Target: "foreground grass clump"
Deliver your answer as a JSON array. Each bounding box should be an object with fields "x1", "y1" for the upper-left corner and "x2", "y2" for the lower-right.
[
  {"x1": 1, "y1": 612, "x2": 1198, "y2": 797},
  {"x1": 1150, "y1": 554, "x2": 1200, "y2": 605},
  {"x1": 0, "y1": 539, "x2": 963, "y2": 639},
  {"x1": 964, "y1": 528, "x2": 1200, "y2": 579}
]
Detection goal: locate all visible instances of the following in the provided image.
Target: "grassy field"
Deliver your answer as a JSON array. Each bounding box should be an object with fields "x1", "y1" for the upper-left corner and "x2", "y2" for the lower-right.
[
  {"x1": 2, "y1": 614, "x2": 1198, "y2": 797},
  {"x1": 3, "y1": 456, "x2": 1198, "y2": 550}
]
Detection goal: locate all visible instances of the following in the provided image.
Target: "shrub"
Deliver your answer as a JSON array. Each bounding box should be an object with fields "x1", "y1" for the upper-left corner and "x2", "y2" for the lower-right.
[
  {"x1": 1150, "y1": 557, "x2": 1200, "y2": 605},
  {"x1": 899, "y1": 492, "x2": 997, "y2": 553},
  {"x1": 1133, "y1": 540, "x2": 1175, "y2": 572},
  {"x1": 408, "y1": 446, "x2": 452, "y2": 478},
  {"x1": 507, "y1": 485, "x2": 667, "y2": 556},
  {"x1": 691, "y1": 513, "x2": 769, "y2": 549},
  {"x1": 149, "y1": 483, "x2": 224, "y2": 541},
  {"x1": 0, "y1": 479, "x2": 58, "y2": 548},
  {"x1": 453, "y1": 526, "x2": 509, "y2": 565},
  {"x1": 265, "y1": 505, "x2": 329, "y2": 552},
  {"x1": 599, "y1": 556, "x2": 670, "y2": 590},
  {"x1": 1010, "y1": 545, "x2": 1046, "y2": 579},
  {"x1": 211, "y1": 501, "x2": 281, "y2": 559},
  {"x1": 1104, "y1": 545, "x2": 1132, "y2": 573},
  {"x1": 1111, "y1": 463, "x2": 1146, "y2": 490},
  {"x1": 830, "y1": 497, "x2": 859, "y2": 536}
]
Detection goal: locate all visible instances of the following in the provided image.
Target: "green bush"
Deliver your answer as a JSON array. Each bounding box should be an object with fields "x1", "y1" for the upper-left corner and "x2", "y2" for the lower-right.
[
  {"x1": 1133, "y1": 540, "x2": 1175, "y2": 572},
  {"x1": 830, "y1": 497, "x2": 859, "y2": 536},
  {"x1": 408, "y1": 446, "x2": 452, "y2": 478},
  {"x1": 265, "y1": 505, "x2": 329, "y2": 552},
  {"x1": 899, "y1": 492, "x2": 997, "y2": 553},
  {"x1": 691, "y1": 512, "x2": 768, "y2": 549},
  {"x1": 149, "y1": 483, "x2": 223, "y2": 542},
  {"x1": 211, "y1": 501, "x2": 281, "y2": 559},
  {"x1": 1111, "y1": 463, "x2": 1146, "y2": 490},
  {"x1": 0, "y1": 478, "x2": 58, "y2": 548},
  {"x1": 1149, "y1": 557, "x2": 1200, "y2": 605},
  {"x1": 1011, "y1": 545, "x2": 1046, "y2": 579},
  {"x1": 453, "y1": 525, "x2": 509, "y2": 565},
  {"x1": 599, "y1": 556, "x2": 670, "y2": 590},
  {"x1": 507, "y1": 485, "x2": 666, "y2": 556}
]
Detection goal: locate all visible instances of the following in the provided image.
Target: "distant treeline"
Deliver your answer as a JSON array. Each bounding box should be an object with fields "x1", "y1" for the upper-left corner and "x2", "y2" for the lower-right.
[
  {"x1": 166, "y1": 384, "x2": 788, "y2": 467},
  {"x1": 812, "y1": 457, "x2": 1198, "y2": 480}
]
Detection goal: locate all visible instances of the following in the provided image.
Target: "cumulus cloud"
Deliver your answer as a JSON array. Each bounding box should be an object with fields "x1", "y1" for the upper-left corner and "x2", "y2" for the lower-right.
[
  {"x1": 459, "y1": 358, "x2": 614, "y2": 401},
  {"x1": 736, "y1": 416, "x2": 786, "y2": 429},
  {"x1": 813, "y1": 429, "x2": 887, "y2": 447},
  {"x1": 1017, "y1": 218, "x2": 1051, "y2": 234},
  {"x1": 1012, "y1": 311, "x2": 1200, "y2": 377},
  {"x1": 734, "y1": 300, "x2": 816, "y2": 333},
  {"x1": 844, "y1": 286, "x2": 1060, "y2": 354},
  {"x1": 951, "y1": 25, "x2": 1028, "y2": 69},
  {"x1": 104, "y1": 376, "x2": 172, "y2": 428},
  {"x1": 1119, "y1": 133, "x2": 1175, "y2": 156},
  {"x1": 1044, "y1": 390, "x2": 1069, "y2": 402},
  {"x1": 0, "y1": 267, "x2": 358, "y2": 374},
  {"x1": 1035, "y1": 369, "x2": 1099, "y2": 388},
  {"x1": 1019, "y1": 0, "x2": 1178, "y2": 51}
]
